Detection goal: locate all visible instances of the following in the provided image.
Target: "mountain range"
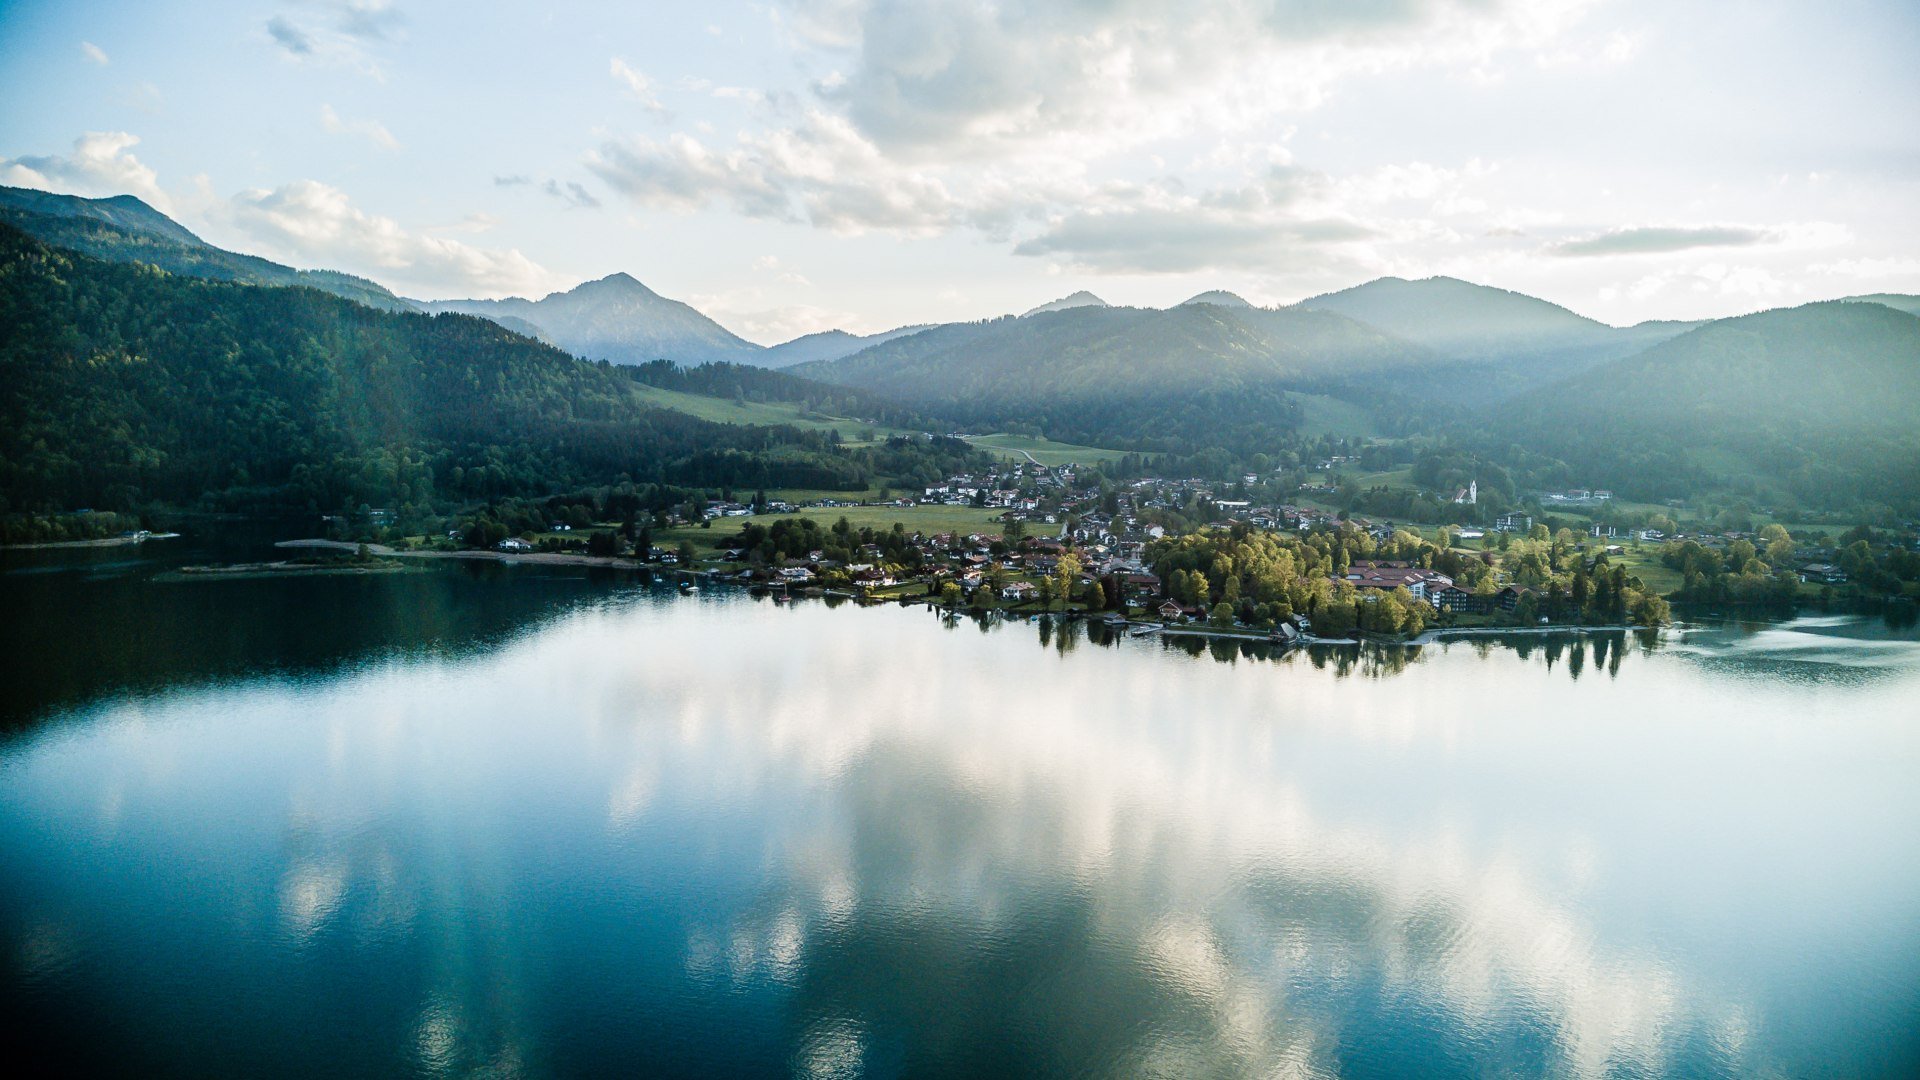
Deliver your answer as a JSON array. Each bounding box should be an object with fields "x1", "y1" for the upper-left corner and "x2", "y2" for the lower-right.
[
  {"x1": 1502, "y1": 300, "x2": 1920, "y2": 507},
  {"x1": 792, "y1": 303, "x2": 1425, "y2": 449},
  {"x1": 4, "y1": 183, "x2": 1917, "y2": 510},
  {"x1": 757, "y1": 324, "x2": 937, "y2": 368}
]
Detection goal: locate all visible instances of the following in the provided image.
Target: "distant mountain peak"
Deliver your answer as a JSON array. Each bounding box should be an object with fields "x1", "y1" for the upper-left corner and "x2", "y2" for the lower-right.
[
  {"x1": 424, "y1": 271, "x2": 758, "y2": 365},
  {"x1": 1022, "y1": 290, "x2": 1110, "y2": 317},
  {"x1": 1178, "y1": 290, "x2": 1254, "y2": 309},
  {"x1": 563, "y1": 271, "x2": 657, "y2": 299},
  {"x1": 1295, "y1": 275, "x2": 1617, "y2": 360},
  {"x1": 780, "y1": 329, "x2": 857, "y2": 345}
]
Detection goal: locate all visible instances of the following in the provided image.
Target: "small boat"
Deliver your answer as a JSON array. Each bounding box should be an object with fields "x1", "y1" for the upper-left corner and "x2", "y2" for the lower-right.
[
  {"x1": 678, "y1": 581, "x2": 698, "y2": 593},
  {"x1": 1130, "y1": 624, "x2": 1161, "y2": 637}
]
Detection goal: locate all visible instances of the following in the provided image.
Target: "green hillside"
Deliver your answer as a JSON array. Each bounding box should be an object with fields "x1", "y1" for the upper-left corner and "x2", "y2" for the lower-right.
[
  {"x1": 0, "y1": 185, "x2": 414, "y2": 312},
  {"x1": 0, "y1": 226, "x2": 983, "y2": 516},
  {"x1": 798, "y1": 303, "x2": 1425, "y2": 452},
  {"x1": 1494, "y1": 301, "x2": 1920, "y2": 510}
]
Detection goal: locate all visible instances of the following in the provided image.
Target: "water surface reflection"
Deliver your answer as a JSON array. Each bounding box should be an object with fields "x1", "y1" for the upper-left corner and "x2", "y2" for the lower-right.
[{"x1": 4, "y1": 588, "x2": 1918, "y2": 1077}]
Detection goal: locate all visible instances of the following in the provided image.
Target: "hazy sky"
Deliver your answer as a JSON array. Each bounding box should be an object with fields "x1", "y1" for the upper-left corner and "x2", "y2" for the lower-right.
[{"x1": 2, "y1": 0, "x2": 1917, "y2": 342}]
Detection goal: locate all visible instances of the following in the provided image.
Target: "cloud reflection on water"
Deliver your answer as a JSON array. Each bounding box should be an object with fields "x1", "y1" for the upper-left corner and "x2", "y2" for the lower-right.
[{"x1": 7, "y1": 596, "x2": 1917, "y2": 1076}]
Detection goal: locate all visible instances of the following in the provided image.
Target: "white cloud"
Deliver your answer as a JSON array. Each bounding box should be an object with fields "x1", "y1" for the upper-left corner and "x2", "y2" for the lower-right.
[
  {"x1": 789, "y1": 0, "x2": 1601, "y2": 159},
  {"x1": 610, "y1": 58, "x2": 668, "y2": 116},
  {"x1": 318, "y1": 104, "x2": 400, "y2": 151},
  {"x1": 1619, "y1": 262, "x2": 1789, "y2": 304},
  {"x1": 586, "y1": 0, "x2": 1616, "y2": 278},
  {"x1": 1808, "y1": 256, "x2": 1920, "y2": 280},
  {"x1": 265, "y1": 1, "x2": 404, "y2": 75},
  {"x1": 222, "y1": 180, "x2": 557, "y2": 298},
  {"x1": 753, "y1": 254, "x2": 813, "y2": 286},
  {"x1": 267, "y1": 16, "x2": 314, "y2": 55},
  {"x1": 585, "y1": 111, "x2": 959, "y2": 235},
  {"x1": 80, "y1": 41, "x2": 110, "y2": 65},
  {"x1": 0, "y1": 131, "x2": 170, "y2": 210},
  {"x1": 1551, "y1": 225, "x2": 1776, "y2": 257},
  {"x1": 541, "y1": 179, "x2": 600, "y2": 209}
]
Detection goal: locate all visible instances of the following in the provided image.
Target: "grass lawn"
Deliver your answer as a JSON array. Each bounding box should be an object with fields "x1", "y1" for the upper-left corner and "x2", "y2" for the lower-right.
[
  {"x1": 964, "y1": 433, "x2": 1128, "y2": 466},
  {"x1": 629, "y1": 384, "x2": 913, "y2": 443},
  {"x1": 1610, "y1": 548, "x2": 1684, "y2": 594},
  {"x1": 662, "y1": 504, "x2": 1014, "y2": 550}
]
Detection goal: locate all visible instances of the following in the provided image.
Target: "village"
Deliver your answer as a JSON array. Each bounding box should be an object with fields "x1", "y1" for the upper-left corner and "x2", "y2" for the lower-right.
[{"x1": 418, "y1": 442, "x2": 1920, "y2": 643}]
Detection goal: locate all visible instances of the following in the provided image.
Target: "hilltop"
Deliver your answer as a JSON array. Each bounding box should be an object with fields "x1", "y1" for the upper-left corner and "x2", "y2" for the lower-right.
[
  {"x1": 422, "y1": 273, "x2": 764, "y2": 366},
  {"x1": 0, "y1": 185, "x2": 413, "y2": 312},
  {"x1": 1022, "y1": 291, "x2": 1110, "y2": 317},
  {"x1": 760, "y1": 324, "x2": 936, "y2": 368}
]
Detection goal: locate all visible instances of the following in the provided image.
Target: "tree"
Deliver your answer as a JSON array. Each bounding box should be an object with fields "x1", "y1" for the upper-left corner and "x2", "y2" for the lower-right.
[
  {"x1": 940, "y1": 581, "x2": 963, "y2": 609},
  {"x1": 1083, "y1": 576, "x2": 1108, "y2": 611},
  {"x1": 1052, "y1": 553, "x2": 1082, "y2": 611},
  {"x1": 1209, "y1": 602, "x2": 1236, "y2": 627},
  {"x1": 676, "y1": 540, "x2": 697, "y2": 565},
  {"x1": 1760, "y1": 523, "x2": 1794, "y2": 565},
  {"x1": 1631, "y1": 592, "x2": 1671, "y2": 626}
]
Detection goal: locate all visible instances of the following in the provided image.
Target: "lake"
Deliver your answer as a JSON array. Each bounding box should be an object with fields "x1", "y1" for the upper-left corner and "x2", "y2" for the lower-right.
[{"x1": 4, "y1": 539, "x2": 1919, "y2": 1077}]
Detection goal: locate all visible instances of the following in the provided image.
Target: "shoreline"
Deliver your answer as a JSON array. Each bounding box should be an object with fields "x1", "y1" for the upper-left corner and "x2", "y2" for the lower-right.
[
  {"x1": 3, "y1": 532, "x2": 181, "y2": 551},
  {"x1": 156, "y1": 560, "x2": 422, "y2": 582},
  {"x1": 271, "y1": 538, "x2": 1668, "y2": 643},
  {"x1": 275, "y1": 538, "x2": 650, "y2": 570},
  {"x1": 1407, "y1": 624, "x2": 1641, "y2": 646}
]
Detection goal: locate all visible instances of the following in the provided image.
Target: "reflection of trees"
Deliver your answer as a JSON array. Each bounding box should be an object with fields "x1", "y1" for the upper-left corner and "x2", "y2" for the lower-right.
[{"x1": 1030, "y1": 624, "x2": 1667, "y2": 685}]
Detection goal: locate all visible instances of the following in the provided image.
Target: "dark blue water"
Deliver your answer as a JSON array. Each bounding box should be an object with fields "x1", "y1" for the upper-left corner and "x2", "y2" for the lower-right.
[{"x1": 3, "y1": 541, "x2": 1918, "y2": 1077}]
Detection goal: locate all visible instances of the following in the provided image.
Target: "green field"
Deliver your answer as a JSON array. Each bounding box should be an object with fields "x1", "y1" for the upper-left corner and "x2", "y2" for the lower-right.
[
  {"x1": 965, "y1": 433, "x2": 1128, "y2": 466},
  {"x1": 629, "y1": 384, "x2": 911, "y2": 443},
  {"x1": 1609, "y1": 548, "x2": 1684, "y2": 594},
  {"x1": 661, "y1": 503, "x2": 1015, "y2": 551}
]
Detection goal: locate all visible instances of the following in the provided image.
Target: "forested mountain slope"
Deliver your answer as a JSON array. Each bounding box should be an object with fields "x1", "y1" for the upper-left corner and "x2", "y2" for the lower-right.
[
  {"x1": 0, "y1": 185, "x2": 414, "y2": 312},
  {"x1": 796, "y1": 303, "x2": 1427, "y2": 451},
  {"x1": 0, "y1": 226, "x2": 976, "y2": 514},
  {"x1": 1491, "y1": 301, "x2": 1920, "y2": 508},
  {"x1": 1296, "y1": 275, "x2": 1693, "y2": 386}
]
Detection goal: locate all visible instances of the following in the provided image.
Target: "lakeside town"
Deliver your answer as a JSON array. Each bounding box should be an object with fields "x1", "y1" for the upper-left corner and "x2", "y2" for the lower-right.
[{"x1": 278, "y1": 451, "x2": 1919, "y2": 643}]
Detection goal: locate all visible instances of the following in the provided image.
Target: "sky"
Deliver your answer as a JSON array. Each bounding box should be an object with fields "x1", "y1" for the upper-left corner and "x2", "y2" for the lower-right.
[{"x1": 1, "y1": 0, "x2": 1917, "y2": 343}]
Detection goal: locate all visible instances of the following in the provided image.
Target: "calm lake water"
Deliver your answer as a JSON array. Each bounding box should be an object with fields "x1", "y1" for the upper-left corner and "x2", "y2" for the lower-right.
[{"x1": 4, "y1": 538, "x2": 1919, "y2": 1078}]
